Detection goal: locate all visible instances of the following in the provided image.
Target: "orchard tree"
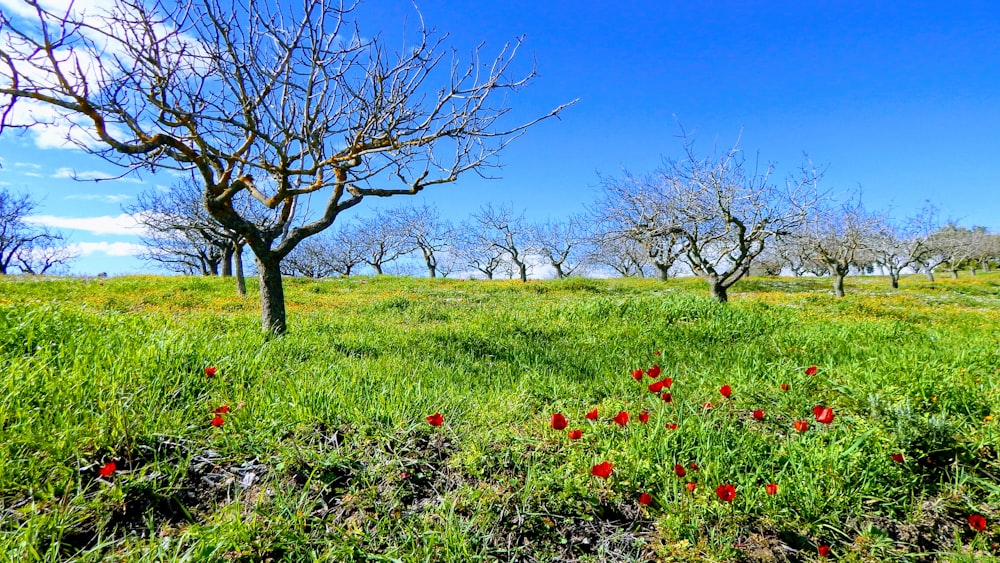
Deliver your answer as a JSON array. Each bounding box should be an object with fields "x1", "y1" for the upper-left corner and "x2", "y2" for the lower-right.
[
  {"x1": 585, "y1": 235, "x2": 649, "y2": 277},
  {"x1": 452, "y1": 222, "x2": 506, "y2": 280},
  {"x1": 794, "y1": 195, "x2": 877, "y2": 297},
  {"x1": 355, "y1": 210, "x2": 414, "y2": 275},
  {"x1": 471, "y1": 204, "x2": 534, "y2": 282},
  {"x1": 532, "y1": 216, "x2": 587, "y2": 278},
  {"x1": 386, "y1": 204, "x2": 452, "y2": 278},
  {"x1": 0, "y1": 0, "x2": 572, "y2": 333},
  {"x1": 614, "y1": 132, "x2": 821, "y2": 301},
  {"x1": 0, "y1": 187, "x2": 75, "y2": 274}
]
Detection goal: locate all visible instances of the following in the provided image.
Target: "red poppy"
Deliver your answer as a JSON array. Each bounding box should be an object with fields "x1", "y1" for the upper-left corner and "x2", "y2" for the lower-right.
[
  {"x1": 794, "y1": 420, "x2": 809, "y2": 433},
  {"x1": 891, "y1": 453, "x2": 904, "y2": 463},
  {"x1": 969, "y1": 514, "x2": 988, "y2": 531},
  {"x1": 674, "y1": 464, "x2": 686, "y2": 478},
  {"x1": 591, "y1": 461, "x2": 613, "y2": 478},
  {"x1": 686, "y1": 482, "x2": 697, "y2": 492},
  {"x1": 780, "y1": 383, "x2": 790, "y2": 391},
  {"x1": 631, "y1": 369, "x2": 644, "y2": 381},
  {"x1": 689, "y1": 463, "x2": 699, "y2": 471},
  {"x1": 550, "y1": 412, "x2": 568, "y2": 430},
  {"x1": 661, "y1": 392, "x2": 673, "y2": 403},
  {"x1": 638, "y1": 411, "x2": 650, "y2": 424},
  {"x1": 765, "y1": 483, "x2": 778, "y2": 495},
  {"x1": 752, "y1": 409, "x2": 765, "y2": 420},
  {"x1": 213, "y1": 405, "x2": 230, "y2": 414},
  {"x1": 817, "y1": 544, "x2": 830, "y2": 557},
  {"x1": 613, "y1": 411, "x2": 629, "y2": 426},
  {"x1": 715, "y1": 483, "x2": 736, "y2": 502},
  {"x1": 205, "y1": 366, "x2": 217, "y2": 377},
  {"x1": 585, "y1": 408, "x2": 599, "y2": 421},
  {"x1": 719, "y1": 384, "x2": 732, "y2": 398},
  {"x1": 661, "y1": 377, "x2": 674, "y2": 388},
  {"x1": 805, "y1": 365, "x2": 818, "y2": 376},
  {"x1": 665, "y1": 423, "x2": 678, "y2": 430},
  {"x1": 211, "y1": 415, "x2": 225, "y2": 427},
  {"x1": 98, "y1": 461, "x2": 116, "y2": 477},
  {"x1": 815, "y1": 406, "x2": 834, "y2": 425},
  {"x1": 638, "y1": 492, "x2": 653, "y2": 505},
  {"x1": 647, "y1": 364, "x2": 661, "y2": 378},
  {"x1": 568, "y1": 429, "x2": 582, "y2": 440},
  {"x1": 426, "y1": 412, "x2": 444, "y2": 427},
  {"x1": 648, "y1": 380, "x2": 665, "y2": 393},
  {"x1": 701, "y1": 402, "x2": 713, "y2": 409},
  {"x1": 654, "y1": 350, "x2": 661, "y2": 356}
]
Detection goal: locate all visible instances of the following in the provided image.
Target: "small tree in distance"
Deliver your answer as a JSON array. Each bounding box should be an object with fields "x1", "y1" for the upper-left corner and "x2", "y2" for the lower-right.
[{"x1": 0, "y1": 0, "x2": 573, "y2": 334}]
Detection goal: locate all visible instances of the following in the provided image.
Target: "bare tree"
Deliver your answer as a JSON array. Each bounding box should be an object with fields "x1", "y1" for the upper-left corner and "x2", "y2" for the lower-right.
[
  {"x1": 472, "y1": 204, "x2": 534, "y2": 282},
  {"x1": 0, "y1": 0, "x2": 572, "y2": 333},
  {"x1": 452, "y1": 222, "x2": 506, "y2": 280},
  {"x1": 591, "y1": 171, "x2": 684, "y2": 280},
  {"x1": 615, "y1": 132, "x2": 821, "y2": 301},
  {"x1": 355, "y1": 210, "x2": 414, "y2": 275},
  {"x1": 283, "y1": 223, "x2": 366, "y2": 278},
  {"x1": 14, "y1": 228, "x2": 78, "y2": 274},
  {"x1": 933, "y1": 224, "x2": 983, "y2": 279},
  {"x1": 0, "y1": 188, "x2": 75, "y2": 274},
  {"x1": 532, "y1": 216, "x2": 586, "y2": 278},
  {"x1": 793, "y1": 195, "x2": 877, "y2": 297},
  {"x1": 905, "y1": 203, "x2": 947, "y2": 281},
  {"x1": 387, "y1": 204, "x2": 452, "y2": 278},
  {"x1": 868, "y1": 215, "x2": 912, "y2": 289},
  {"x1": 585, "y1": 235, "x2": 649, "y2": 277}
]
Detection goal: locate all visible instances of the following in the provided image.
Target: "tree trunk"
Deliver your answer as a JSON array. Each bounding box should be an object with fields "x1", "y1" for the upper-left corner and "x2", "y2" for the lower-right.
[
  {"x1": 833, "y1": 273, "x2": 846, "y2": 297},
  {"x1": 925, "y1": 270, "x2": 935, "y2": 281},
  {"x1": 654, "y1": 263, "x2": 670, "y2": 280},
  {"x1": 373, "y1": 263, "x2": 383, "y2": 275},
  {"x1": 708, "y1": 280, "x2": 728, "y2": 303},
  {"x1": 518, "y1": 262, "x2": 527, "y2": 282},
  {"x1": 222, "y1": 244, "x2": 234, "y2": 277},
  {"x1": 234, "y1": 244, "x2": 246, "y2": 297},
  {"x1": 890, "y1": 274, "x2": 899, "y2": 289},
  {"x1": 258, "y1": 259, "x2": 287, "y2": 335},
  {"x1": 950, "y1": 269, "x2": 959, "y2": 279},
  {"x1": 553, "y1": 263, "x2": 565, "y2": 279}
]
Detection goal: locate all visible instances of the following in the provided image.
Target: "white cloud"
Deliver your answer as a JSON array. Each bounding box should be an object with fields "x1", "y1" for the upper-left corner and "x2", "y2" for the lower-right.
[
  {"x1": 64, "y1": 193, "x2": 133, "y2": 203},
  {"x1": 25, "y1": 213, "x2": 148, "y2": 235},
  {"x1": 68, "y1": 241, "x2": 145, "y2": 257},
  {"x1": 14, "y1": 162, "x2": 42, "y2": 170}
]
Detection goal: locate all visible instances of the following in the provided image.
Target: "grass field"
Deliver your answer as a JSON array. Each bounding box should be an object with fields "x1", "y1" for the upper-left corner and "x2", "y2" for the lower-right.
[{"x1": 0, "y1": 273, "x2": 998, "y2": 562}]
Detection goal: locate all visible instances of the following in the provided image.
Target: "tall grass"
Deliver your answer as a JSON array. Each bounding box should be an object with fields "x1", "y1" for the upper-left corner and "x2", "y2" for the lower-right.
[{"x1": 0, "y1": 273, "x2": 997, "y2": 561}]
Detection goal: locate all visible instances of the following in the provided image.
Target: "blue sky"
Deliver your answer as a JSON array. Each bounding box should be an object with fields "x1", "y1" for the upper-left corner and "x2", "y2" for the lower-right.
[{"x1": 1, "y1": 0, "x2": 998, "y2": 275}]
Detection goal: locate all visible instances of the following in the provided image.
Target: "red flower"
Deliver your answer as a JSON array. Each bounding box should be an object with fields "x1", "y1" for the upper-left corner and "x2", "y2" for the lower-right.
[
  {"x1": 661, "y1": 392, "x2": 673, "y2": 403},
  {"x1": 585, "y1": 408, "x2": 599, "y2": 421},
  {"x1": 674, "y1": 464, "x2": 686, "y2": 478},
  {"x1": 550, "y1": 412, "x2": 568, "y2": 430},
  {"x1": 638, "y1": 492, "x2": 653, "y2": 505},
  {"x1": 654, "y1": 350, "x2": 661, "y2": 356},
  {"x1": 817, "y1": 544, "x2": 830, "y2": 557},
  {"x1": 719, "y1": 384, "x2": 732, "y2": 398},
  {"x1": 715, "y1": 483, "x2": 736, "y2": 502},
  {"x1": 638, "y1": 411, "x2": 650, "y2": 424},
  {"x1": 765, "y1": 483, "x2": 778, "y2": 495},
  {"x1": 631, "y1": 369, "x2": 644, "y2": 381},
  {"x1": 794, "y1": 420, "x2": 809, "y2": 433},
  {"x1": 204, "y1": 366, "x2": 217, "y2": 377},
  {"x1": 969, "y1": 514, "x2": 988, "y2": 532},
  {"x1": 568, "y1": 429, "x2": 582, "y2": 440},
  {"x1": 891, "y1": 453, "x2": 904, "y2": 463},
  {"x1": 426, "y1": 412, "x2": 444, "y2": 426},
  {"x1": 211, "y1": 415, "x2": 225, "y2": 427},
  {"x1": 701, "y1": 402, "x2": 713, "y2": 409},
  {"x1": 648, "y1": 380, "x2": 665, "y2": 393},
  {"x1": 591, "y1": 461, "x2": 613, "y2": 479},
  {"x1": 647, "y1": 364, "x2": 661, "y2": 378},
  {"x1": 689, "y1": 463, "x2": 699, "y2": 471},
  {"x1": 613, "y1": 411, "x2": 629, "y2": 426},
  {"x1": 752, "y1": 409, "x2": 765, "y2": 420},
  {"x1": 805, "y1": 365, "x2": 818, "y2": 376},
  {"x1": 814, "y1": 406, "x2": 834, "y2": 425},
  {"x1": 665, "y1": 423, "x2": 678, "y2": 430},
  {"x1": 686, "y1": 482, "x2": 697, "y2": 492},
  {"x1": 98, "y1": 461, "x2": 116, "y2": 477},
  {"x1": 780, "y1": 383, "x2": 790, "y2": 391},
  {"x1": 213, "y1": 405, "x2": 230, "y2": 414},
  {"x1": 661, "y1": 377, "x2": 674, "y2": 388}
]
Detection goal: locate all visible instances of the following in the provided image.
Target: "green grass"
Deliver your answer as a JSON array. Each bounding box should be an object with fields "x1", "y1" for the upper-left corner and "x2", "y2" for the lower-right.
[{"x1": 0, "y1": 273, "x2": 998, "y2": 562}]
